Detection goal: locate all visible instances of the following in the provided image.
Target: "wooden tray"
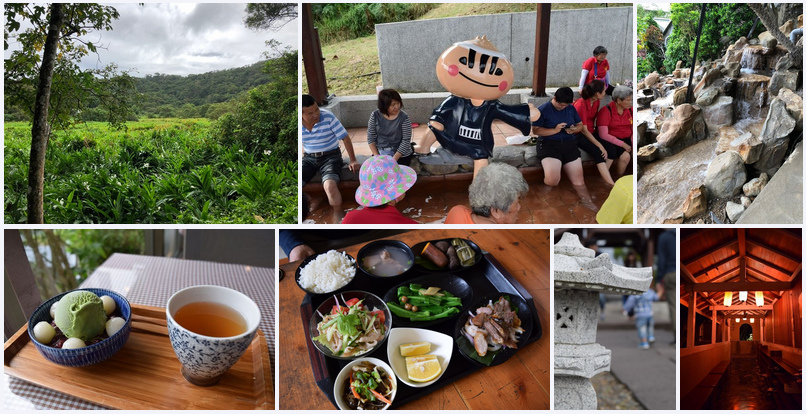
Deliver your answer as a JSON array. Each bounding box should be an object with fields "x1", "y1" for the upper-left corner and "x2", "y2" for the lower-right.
[
  {"x1": 300, "y1": 252, "x2": 543, "y2": 408},
  {"x1": 4, "y1": 304, "x2": 273, "y2": 410}
]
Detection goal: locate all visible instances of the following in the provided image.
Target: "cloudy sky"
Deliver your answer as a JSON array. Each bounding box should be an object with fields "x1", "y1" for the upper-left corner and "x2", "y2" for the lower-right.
[{"x1": 5, "y1": 3, "x2": 298, "y2": 77}]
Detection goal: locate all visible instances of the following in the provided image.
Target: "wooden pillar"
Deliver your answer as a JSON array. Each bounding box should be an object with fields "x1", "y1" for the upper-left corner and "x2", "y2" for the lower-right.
[
  {"x1": 711, "y1": 309, "x2": 717, "y2": 344},
  {"x1": 789, "y1": 291, "x2": 796, "y2": 347},
  {"x1": 760, "y1": 316, "x2": 765, "y2": 342},
  {"x1": 531, "y1": 4, "x2": 550, "y2": 97},
  {"x1": 302, "y1": 4, "x2": 328, "y2": 104},
  {"x1": 687, "y1": 285, "x2": 696, "y2": 348}
]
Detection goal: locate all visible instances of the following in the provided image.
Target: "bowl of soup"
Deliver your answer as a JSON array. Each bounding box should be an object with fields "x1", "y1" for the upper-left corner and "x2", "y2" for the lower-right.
[{"x1": 356, "y1": 240, "x2": 414, "y2": 279}]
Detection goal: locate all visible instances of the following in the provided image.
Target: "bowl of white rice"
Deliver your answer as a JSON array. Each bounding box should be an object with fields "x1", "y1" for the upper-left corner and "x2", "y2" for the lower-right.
[{"x1": 295, "y1": 250, "x2": 358, "y2": 295}]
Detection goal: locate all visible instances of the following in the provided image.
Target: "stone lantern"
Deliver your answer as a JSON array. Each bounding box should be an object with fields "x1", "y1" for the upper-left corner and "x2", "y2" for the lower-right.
[{"x1": 553, "y1": 232, "x2": 653, "y2": 410}]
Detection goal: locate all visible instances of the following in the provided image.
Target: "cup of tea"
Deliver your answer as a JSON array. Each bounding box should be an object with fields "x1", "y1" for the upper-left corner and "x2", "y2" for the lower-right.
[{"x1": 166, "y1": 285, "x2": 261, "y2": 386}]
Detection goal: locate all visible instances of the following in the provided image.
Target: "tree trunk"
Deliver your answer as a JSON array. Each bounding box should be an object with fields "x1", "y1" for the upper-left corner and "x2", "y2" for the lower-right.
[
  {"x1": 748, "y1": 3, "x2": 803, "y2": 69},
  {"x1": 44, "y1": 229, "x2": 76, "y2": 291},
  {"x1": 26, "y1": 4, "x2": 64, "y2": 223},
  {"x1": 20, "y1": 229, "x2": 57, "y2": 300}
]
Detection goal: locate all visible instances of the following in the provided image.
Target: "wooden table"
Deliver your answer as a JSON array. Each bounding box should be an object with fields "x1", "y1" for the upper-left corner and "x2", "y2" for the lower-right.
[{"x1": 279, "y1": 229, "x2": 551, "y2": 410}]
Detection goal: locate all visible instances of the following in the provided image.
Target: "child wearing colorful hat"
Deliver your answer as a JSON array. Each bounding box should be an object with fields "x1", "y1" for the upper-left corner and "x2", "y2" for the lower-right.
[{"x1": 342, "y1": 155, "x2": 419, "y2": 224}]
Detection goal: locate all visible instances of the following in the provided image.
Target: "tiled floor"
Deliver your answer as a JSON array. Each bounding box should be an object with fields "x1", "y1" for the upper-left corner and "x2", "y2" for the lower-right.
[
  {"x1": 303, "y1": 120, "x2": 627, "y2": 224},
  {"x1": 303, "y1": 155, "x2": 622, "y2": 225}
]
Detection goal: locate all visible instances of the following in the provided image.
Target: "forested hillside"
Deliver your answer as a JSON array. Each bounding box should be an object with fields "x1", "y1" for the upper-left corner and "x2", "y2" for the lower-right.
[
  {"x1": 135, "y1": 61, "x2": 272, "y2": 119},
  {"x1": 4, "y1": 60, "x2": 272, "y2": 121}
]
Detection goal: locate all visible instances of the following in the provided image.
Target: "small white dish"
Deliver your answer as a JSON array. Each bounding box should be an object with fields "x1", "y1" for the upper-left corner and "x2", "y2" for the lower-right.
[
  {"x1": 333, "y1": 357, "x2": 397, "y2": 410},
  {"x1": 386, "y1": 327, "x2": 453, "y2": 388}
]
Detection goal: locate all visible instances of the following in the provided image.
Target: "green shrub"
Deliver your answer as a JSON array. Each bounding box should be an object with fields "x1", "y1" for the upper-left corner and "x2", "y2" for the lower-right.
[{"x1": 312, "y1": 3, "x2": 437, "y2": 43}]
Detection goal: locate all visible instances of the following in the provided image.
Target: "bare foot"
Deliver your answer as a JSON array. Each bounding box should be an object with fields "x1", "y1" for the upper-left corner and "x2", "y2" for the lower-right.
[
  {"x1": 330, "y1": 205, "x2": 345, "y2": 224},
  {"x1": 572, "y1": 184, "x2": 599, "y2": 212}
]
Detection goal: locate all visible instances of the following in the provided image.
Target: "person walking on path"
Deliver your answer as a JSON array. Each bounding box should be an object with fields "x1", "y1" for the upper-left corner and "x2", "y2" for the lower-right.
[
  {"x1": 656, "y1": 229, "x2": 676, "y2": 343},
  {"x1": 624, "y1": 287, "x2": 659, "y2": 349}
]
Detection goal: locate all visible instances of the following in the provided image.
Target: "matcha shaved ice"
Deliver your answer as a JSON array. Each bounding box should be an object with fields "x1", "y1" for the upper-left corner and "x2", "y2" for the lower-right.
[{"x1": 54, "y1": 291, "x2": 107, "y2": 342}]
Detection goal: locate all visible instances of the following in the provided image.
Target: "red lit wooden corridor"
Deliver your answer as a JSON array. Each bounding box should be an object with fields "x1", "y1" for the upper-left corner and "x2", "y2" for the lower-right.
[{"x1": 680, "y1": 228, "x2": 802, "y2": 410}]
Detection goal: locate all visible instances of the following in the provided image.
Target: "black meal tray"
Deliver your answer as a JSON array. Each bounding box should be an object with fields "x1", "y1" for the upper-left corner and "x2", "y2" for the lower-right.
[{"x1": 299, "y1": 250, "x2": 543, "y2": 409}]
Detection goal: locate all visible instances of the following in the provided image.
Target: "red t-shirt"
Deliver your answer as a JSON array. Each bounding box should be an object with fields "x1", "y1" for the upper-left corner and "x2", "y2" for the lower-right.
[
  {"x1": 582, "y1": 57, "x2": 609, "y2": 84},
  {"x1": 573, "y1": 98, "x2": 599, "y2": 133},
  {"x1": 342, "y1": 204, "x2": 418, "y2": 224},
  {"x1": 596, "y1": 101, "x2": 633, "y2": 140},
  {"x1": 445, "y1": 205, "x2": 475, "y2": 224}
]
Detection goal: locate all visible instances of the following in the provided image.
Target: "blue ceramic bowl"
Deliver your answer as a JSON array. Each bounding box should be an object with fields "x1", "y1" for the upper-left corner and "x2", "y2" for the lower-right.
[{"x1": 27, "y1": 288, "x2": 132, "y2": 367}]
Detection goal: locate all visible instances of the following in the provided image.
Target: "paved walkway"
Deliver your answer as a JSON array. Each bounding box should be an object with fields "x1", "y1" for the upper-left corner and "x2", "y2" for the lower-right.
[
  {"x1": 596, "y1": 294, "x2": 677, "y2": 410},
  {"x1": 738, "y1": 140, "x2": 803, "y2": 224}
]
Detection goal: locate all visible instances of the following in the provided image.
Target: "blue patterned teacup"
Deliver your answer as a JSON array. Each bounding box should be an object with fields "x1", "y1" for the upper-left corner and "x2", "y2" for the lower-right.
[{"x1": 166, "y1": 285, "x2": 261, "y2": 386}]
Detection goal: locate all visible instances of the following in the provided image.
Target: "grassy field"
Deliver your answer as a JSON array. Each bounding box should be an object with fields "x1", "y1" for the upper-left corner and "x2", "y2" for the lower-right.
[
  {"x1": 304, "y1": 3, "x2": 632, "y2": 95},
  {"x1": 4, "y1": 119, "x2": 297, "y2": 224}
]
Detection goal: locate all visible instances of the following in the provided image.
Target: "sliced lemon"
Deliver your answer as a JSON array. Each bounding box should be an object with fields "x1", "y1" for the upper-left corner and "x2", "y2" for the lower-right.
[
  {"x1": 406, "y1": 354, "x2": 441, "y2": 382},
  {"x1": 399, "y1": 341, "x2": 431, "y2": 357}
]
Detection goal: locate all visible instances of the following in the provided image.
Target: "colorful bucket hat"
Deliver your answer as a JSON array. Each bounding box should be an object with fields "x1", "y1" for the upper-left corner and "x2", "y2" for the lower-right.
[{"x1": 355, "y1": 155, "x2": 417, "y2": 207}]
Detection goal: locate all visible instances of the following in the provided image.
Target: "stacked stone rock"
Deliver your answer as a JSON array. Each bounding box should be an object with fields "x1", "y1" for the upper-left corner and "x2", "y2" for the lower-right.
[{"x1": 636, "y1": 15, "x2": 803, "y2": 224}]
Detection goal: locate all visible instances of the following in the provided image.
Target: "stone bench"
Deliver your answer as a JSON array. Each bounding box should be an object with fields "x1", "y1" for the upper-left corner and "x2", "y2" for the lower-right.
[{"x1": 305, "y1": 143, "x2": 597, "y2": 183}]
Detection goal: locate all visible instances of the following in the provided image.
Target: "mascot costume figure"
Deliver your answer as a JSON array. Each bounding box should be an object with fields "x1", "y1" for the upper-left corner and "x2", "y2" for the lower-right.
[{"x1": 417, "y1": 36, "x2": 541, "y2": 176}]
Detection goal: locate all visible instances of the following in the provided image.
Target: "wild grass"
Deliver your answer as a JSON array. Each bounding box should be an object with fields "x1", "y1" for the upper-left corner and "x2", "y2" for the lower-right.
[{"x1": 4, "y1": 119, "x2": 297, "y2": 224}]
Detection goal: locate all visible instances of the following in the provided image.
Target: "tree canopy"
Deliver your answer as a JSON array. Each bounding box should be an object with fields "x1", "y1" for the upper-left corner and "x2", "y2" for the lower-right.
[
  {"x1": 4, "y1": 4, "x2": 138, "y2": 129},
  {"x1": 663, "y1": 3, "x2": 760, "y2": 73},
  {"x1": 244, "y1": 3, "x2": 297, "y2": 31}
]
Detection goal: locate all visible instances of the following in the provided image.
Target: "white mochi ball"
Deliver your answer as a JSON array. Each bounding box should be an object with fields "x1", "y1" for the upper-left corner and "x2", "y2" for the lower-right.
[
  {"x1": 62, "y1": 337, "x2": 86, "y2": 349},
  {"x1": 100, "y1": 295, "x2": 116, "y2": 316},
  {"x1": 50, "y1": 301, "x2": 59, "y2": 319},
  {"x1": 105, "y1": 317, "x2": 126, "y2": 337},
  {"x1": 33, "y1": 321, "x2": 56, "y2": 344}
]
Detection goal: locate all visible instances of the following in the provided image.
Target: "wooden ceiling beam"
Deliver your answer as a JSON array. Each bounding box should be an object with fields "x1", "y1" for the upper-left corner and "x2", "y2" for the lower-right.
[
  {"x1": 710, "y1": 304, "x2": 773, "y2": 311},
  {"x1": 702, "y1": 268, "x2": 739, "y2": 284},
  {"x1": 682, "y1": 239, "x2": 738, "y2": 266},
  {"x1": 739, "y1": 256, "x2": 747, "y2": 282},
  {"x1": 681, "y1": 263, "x2": 697, "y2": 284},
  {"x1": 746, "y1": 254, "x2": 793, "y2": 280},
  {"x1": 693, "y1": 254, "x2": 739, "y2": 279},
  {"x1": 746, "y1": 267, "x2": 780, "y2": 282},
  {"x1": 693, "y1": 281, "x2": 792, "y2": 292},
  {"x1": 738, "y1": 228, "x2": 746, "y2": 257},
  {"x1": 746, "y1": 237, "x2": 801, "y2": 264},
  {"x1": 788, "y1": 264, "x2": 802, "y2": 282}
]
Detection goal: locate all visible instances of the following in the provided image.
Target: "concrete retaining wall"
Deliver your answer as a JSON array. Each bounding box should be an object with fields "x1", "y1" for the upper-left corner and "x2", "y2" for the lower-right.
[{"x1": 376, "y1": 7, "x2": 633, "y2": 92}]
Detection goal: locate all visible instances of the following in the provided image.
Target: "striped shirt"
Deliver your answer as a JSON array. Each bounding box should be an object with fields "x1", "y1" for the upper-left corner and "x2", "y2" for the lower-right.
[
  {"x1": 367, "y1": 109, "x2": 413, "y2": 157},
  {"x1": 301, "y1": 108, "x2": 348, "y2": 153}
]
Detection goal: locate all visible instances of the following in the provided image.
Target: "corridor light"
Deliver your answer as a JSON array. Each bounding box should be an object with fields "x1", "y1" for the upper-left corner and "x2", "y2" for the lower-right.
[
  {"x1": 735, "y1": 318, "x2": 740, "y2": 322},
  {"x1": 743, "y1": 317, "x2": 747, "y2": 320},
  {"x1": 724, "y1": 291, "x2": 732, "y2": 306},
  {"x1": 740, "y1": 291, "x2": 748, "y2": 301},
  {"x1": 755, "y1": 291, "x2": 764, "y2": 307},
  {"x1": 750, "y1": 318, "x2": 755, "y2": 323}
]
